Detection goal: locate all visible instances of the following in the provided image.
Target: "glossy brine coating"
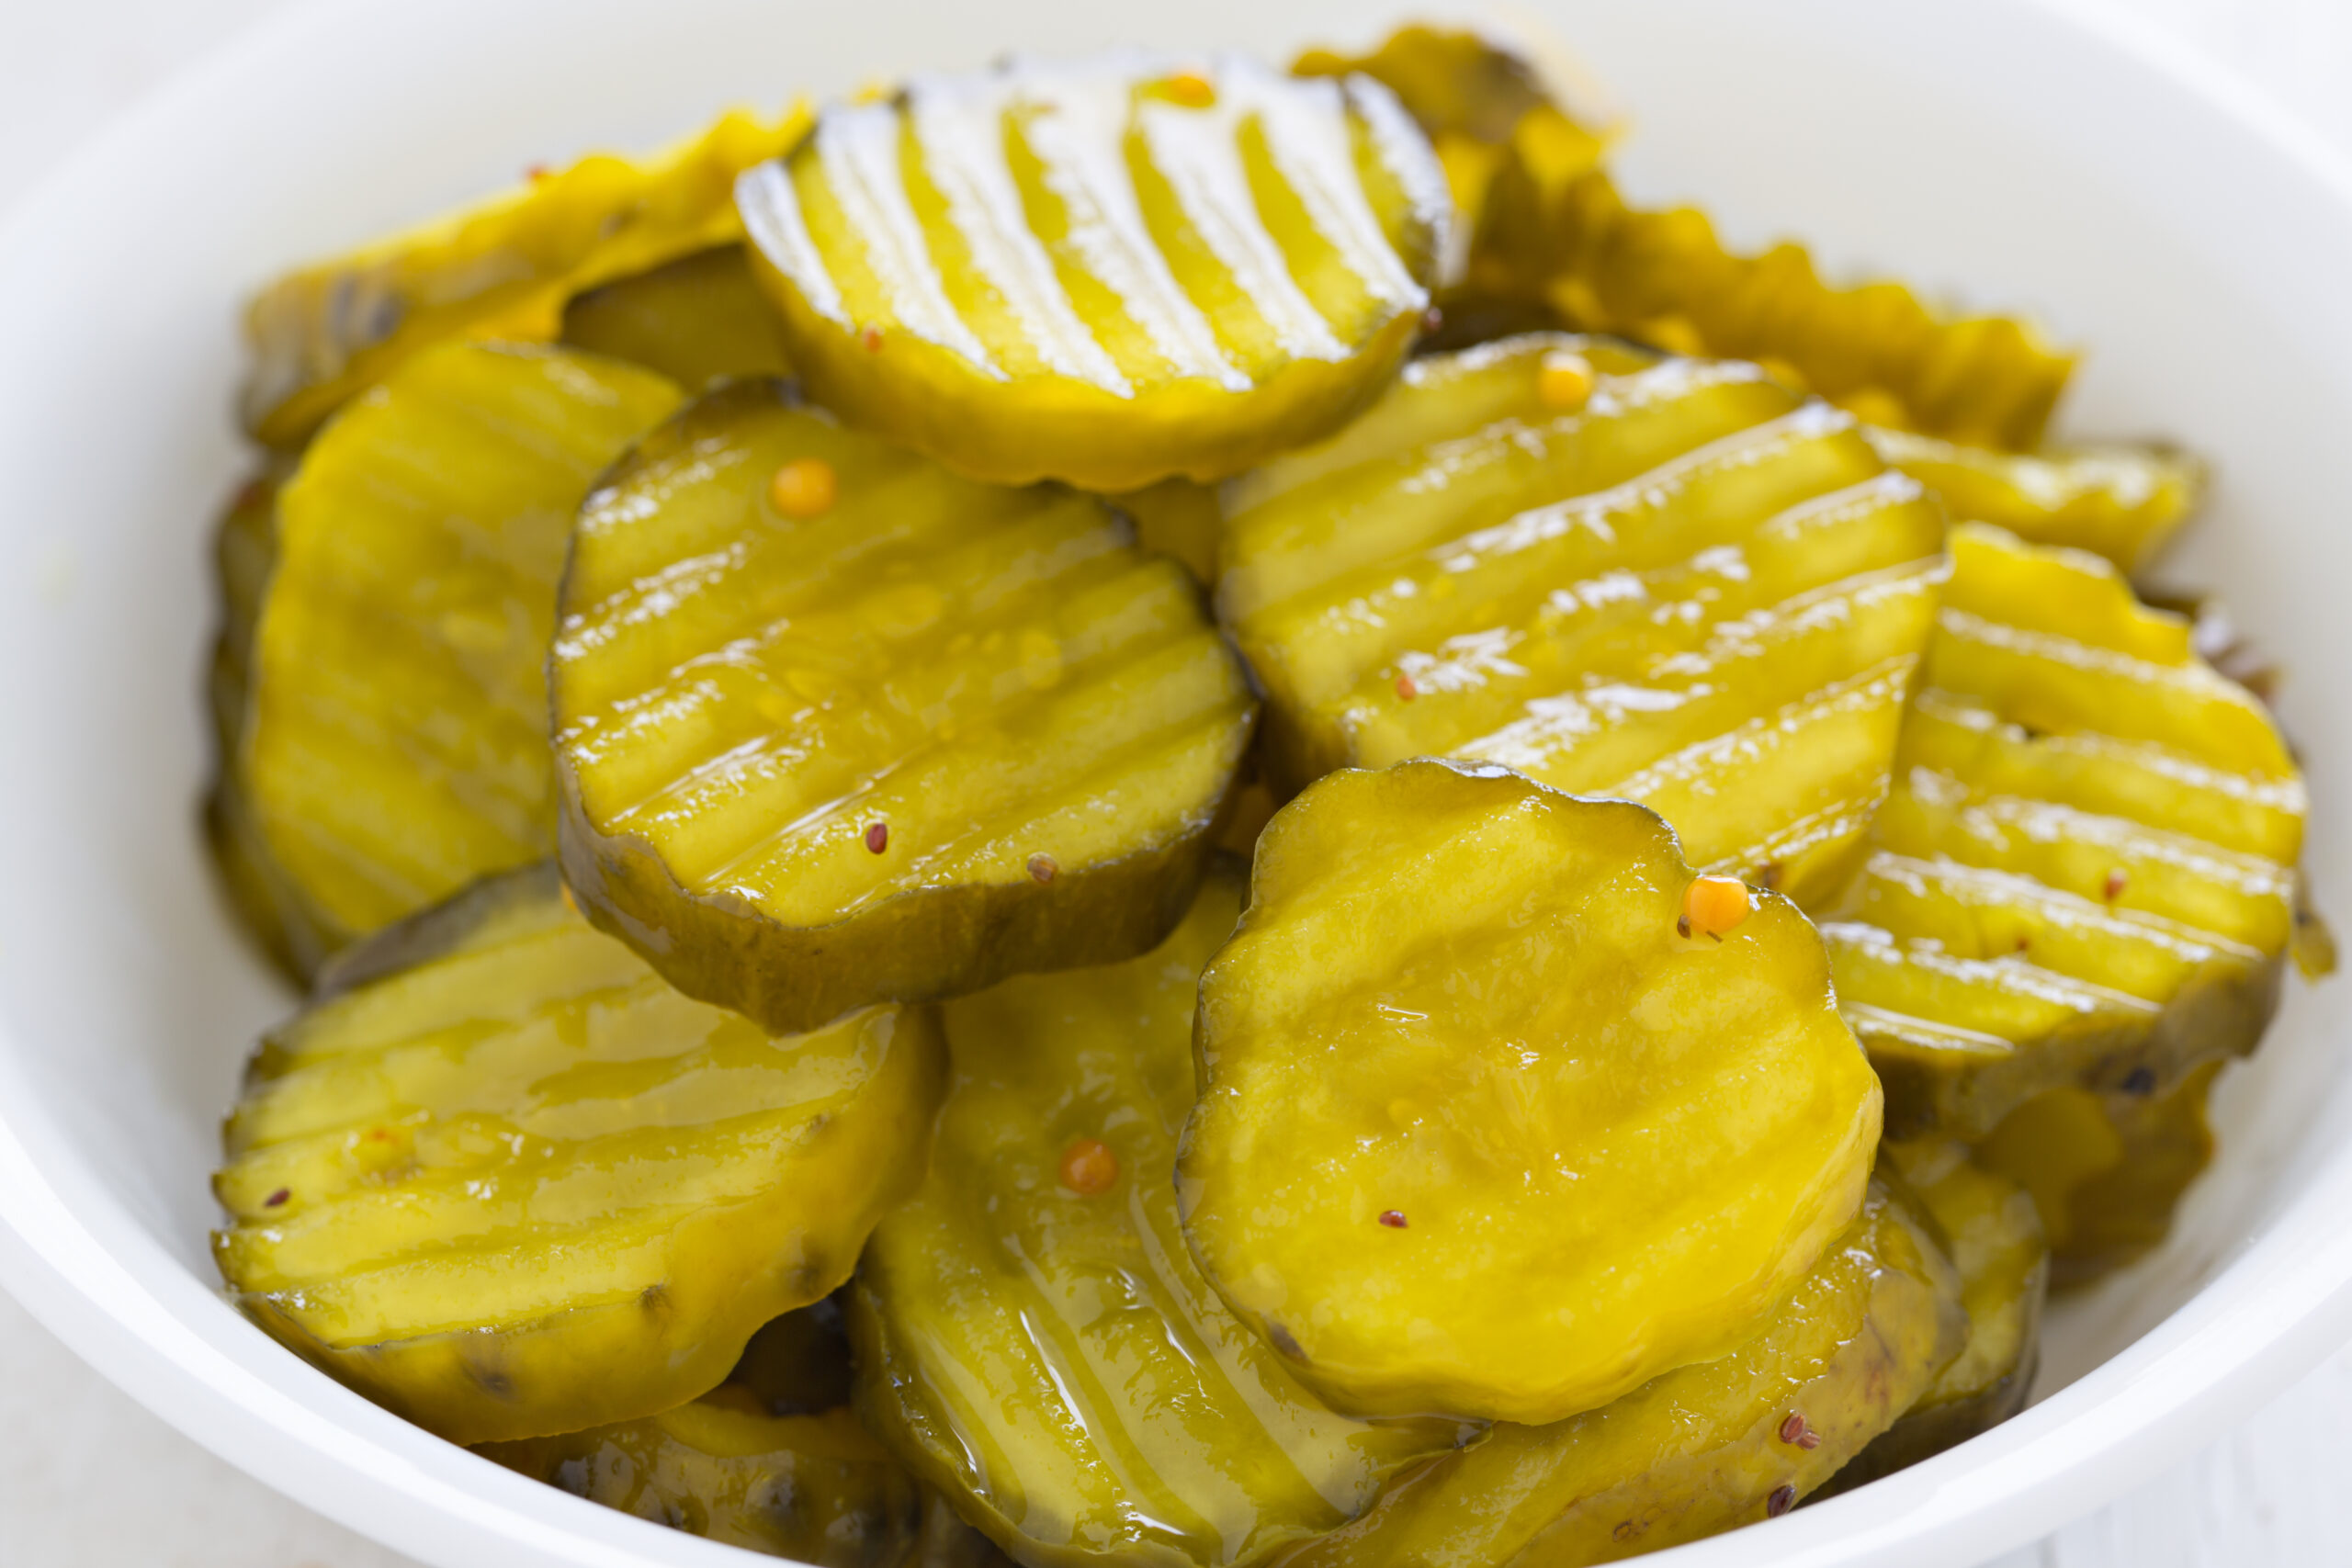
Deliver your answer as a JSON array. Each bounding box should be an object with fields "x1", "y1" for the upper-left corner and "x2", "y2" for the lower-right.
[
  {"x1": 239, "y1": 341, "x2": 682, "y2": 958},
  {"x1": 243, "y1": 106, "x2": 807, "y2": 447},
  {"x1": 1275, "y1": 1182, "x2": 1962, "y2": 1568},
  {"x1": 552, "y1": 378, "x2": 1256, "y2": 1035},
  {"x1": 1219, "y1": 333, "x2": 1948, "y2": 907},
  {"x1": 737, "y1": 52, "x2": 1450, "y2": 489},
  {"x1": 1180, "y1": 761, "x2": 1883, "y2": 1426},
  {"x1": 212, "y1": 864, "x2": 946, "y2": 1444},
  {"x1": 1821, "y1": 525, "x2": 2306, "y2": 1141},
  {"x1": 852, "y1": 863, "x2": 1464, "y2": 1568},
  {"x1": 1860, "y1": 426, "x2": 2202, "y2": 575}
]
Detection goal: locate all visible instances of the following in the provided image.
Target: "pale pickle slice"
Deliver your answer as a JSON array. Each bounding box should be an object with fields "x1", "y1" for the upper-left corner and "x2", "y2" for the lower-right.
[
  {"x1": 243, "y1": 106, "x2": 808, "y2": 447},
  {"x1": 552, "y1": 379, "x2": 1257, "y2": 1036},
  {"x1": 1816, "y1": 1143, "x2": 2046, "y2": 1495},
  {"x1": 1820, "y1": 525, "x2": 2307, "y2": 1140},
  {"x1": 853, "y1": 861, "x2": 1464, "y2": 1568},
  {"x1": 242, "y1": 341, "x2": 683, "y2": 959},
  {"x1": 212, "y1": 863, "x2": 946, "y2": 1444},
  {"x1": 1179, "y1": 760, "x2": 1883, "y2": 1426},
  {"x1": 560, "y1": 245, "x2": 794, "y2": 389},
  {"x1": 1218, "y1": 333, "x2": 1948, "y2": 907},
  {"x1": 1975, "y1": 1060, "x2": 2223, "y2": 1289},
  {"x1": 1861, "y1": 425, "x2": 2203, "y2": 575},
  {"x1": 1279, "y1": 1182, "x2": 1963, "y2": 1568},
  {"x1": 736, "y1": 52, "x2": 1451, "y2": 490}
]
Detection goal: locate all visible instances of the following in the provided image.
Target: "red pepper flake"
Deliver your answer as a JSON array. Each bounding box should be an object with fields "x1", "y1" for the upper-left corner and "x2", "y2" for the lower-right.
[
  {"x1": 2016, "y1": 935, "x2": 2031, "y2": 953},
  {"x1": 1767, "y1": 1484, "x2": 1796, "y2": 1517},
  {"x1": 1378, "y1": 1210, "x2": 1408, "y2": 1228},
  {"x1": 1396, "y1": 674, "x2": 1418, "y2": 701},
  {"x1": 1027, "y1": 853, "x2": 1058, "y2": 884},
  {"x1": 526, "y1": 162, "x2": 552, "y2": 183},
  {"x1": 865, "y1": 822, "x2": 889, "y2": 854},
  {"x1": 1755, "y1": 862, "x2": 1781, "y2": 893},
  {"x1": 860, "y1": 324, "x2": 886, "y2": 353},
  {"x1": 265, "y1": 1189, "x2": 290, "y2": 1208},
  {"x1": 2103, "y1": 869, "x2": 2129, "y2": 902},
  {"x1": 1059, "y1": 1137, "x2": 1119, "y2": 1195}
]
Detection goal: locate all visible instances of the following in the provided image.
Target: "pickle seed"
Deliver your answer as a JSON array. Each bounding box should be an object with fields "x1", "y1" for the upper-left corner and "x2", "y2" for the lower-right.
[{"x1": 1395, "y1": 674, "x2": 1418, "y2": 701}]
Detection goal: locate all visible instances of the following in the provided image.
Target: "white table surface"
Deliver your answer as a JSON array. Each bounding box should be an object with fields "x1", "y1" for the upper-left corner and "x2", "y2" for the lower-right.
[{"x1": 3, "y1": 1, "x2": 2348, "y2": 1563}]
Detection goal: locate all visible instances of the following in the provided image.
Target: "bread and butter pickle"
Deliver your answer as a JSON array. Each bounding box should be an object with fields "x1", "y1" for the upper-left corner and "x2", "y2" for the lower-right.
[
  {"x1": 1821, "y1": 525, "x2": 2305, "y2": 1141},
  {"x1": 735, "y1": 52, "x2": 1450, "y2": 490},
  {"x1": 240, "y1": 341, "x2": 682, "y2": 963},
  {"x1": 243, "y1": 107, "x2": 806, "y2": 447},
  {"x1": 560, "y1": 244, "x2": 794, "y2": 389},
  {"x1": 1219, "y1": 333, "x2": 1947, "y2": 907},
  {"x1": 551, "y1": 378, "x2": 1256, "y2": 1035},
  {"x1": 212, "y1": 863, "x2": 946, "y2": 1444},
  {"x1": 1180, "y1": 760, "x2": 1883, "y2": 1426}
]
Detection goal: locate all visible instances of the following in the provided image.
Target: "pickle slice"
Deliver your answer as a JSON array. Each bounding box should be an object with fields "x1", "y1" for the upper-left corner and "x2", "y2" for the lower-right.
[
  {"x1": 244, "y1": 107, "x2": 807, "y2": 447},
  {"x1": 1281, "y1": 1181, "x2": 1963, "y2": 1568},
  {"x1": 242, "y1": 340, "x2": 683, "y2": 957},
  {"x1": 552, "y1": 379, "x2": 1257, "y2": 1036},
  {"x1": 1975, "y1": 1060, "x2": 2222, "y2": 1288},
  {"x1": 212, "y1": 863, "x2": 946, "y2": 1444},
  {"x1": 1861, "y1": 425, "x2": 2203, "y2": 575},
  {"x1": 1822, "y1": 525, "x2": 2306, "y2": 1140},
  {"x1": 1218, "y1": 333, "x2": 1947, "y2": 907},
  {"x1": 1179, "y1": 759, "x2": 1883, "y2": 1425},
  {"x1": 736, "y1": 52, "x2": 1450, "y2": 490},
  {"x1": 851, "y1": 860, "x2": 1463, "y2": 1568},
  {"x1": 560, "y1": 244, "x2": 794, "y2": 389},
  {"x1": 1817, "y1": 1143, "x2": 2046, "y2": 1495}
]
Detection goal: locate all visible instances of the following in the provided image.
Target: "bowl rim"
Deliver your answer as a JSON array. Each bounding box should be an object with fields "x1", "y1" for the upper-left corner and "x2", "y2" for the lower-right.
[{"x1": 4, "y1": 0, "x2": 2352, "y2": 1564}]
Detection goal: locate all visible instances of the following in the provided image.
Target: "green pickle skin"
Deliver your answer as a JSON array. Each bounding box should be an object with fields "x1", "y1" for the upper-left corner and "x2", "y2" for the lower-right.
[
  {"x1": 850, "y1": 861, "x2": 1470, "y2": 1568},
  {"x1": 212, "y1": 863, "x2": 947, "y2": 1445}
]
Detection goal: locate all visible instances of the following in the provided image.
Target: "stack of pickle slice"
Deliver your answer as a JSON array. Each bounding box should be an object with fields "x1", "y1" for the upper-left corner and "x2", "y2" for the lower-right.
[{"x1": 196, "y1": 23, "x2": 2331, "y2": 1568}]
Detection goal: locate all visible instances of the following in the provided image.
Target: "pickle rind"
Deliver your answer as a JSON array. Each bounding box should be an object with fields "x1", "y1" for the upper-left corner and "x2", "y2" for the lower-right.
[
  {"x1": 738, "y1": 53, "x2": 1450, "y2": 490},
  {"x1": 1277, "y1": 1181, "x2": 1964, "y2": 1568},
  {"x1": 552, "y1": 378, "x2": 1257, "y2": 1036},
  {"x1": 212, "y1": 863, "x2": 947, "y2": 1444},
  {"x1": 243, "y1": 106, "x2": 808, "y2": 447},
  {"x1": 1180, "y1": 759, "x2": 1883, "y2": 1426},
  {"x1": 852, "y1": 862, "x2": 1464, "y2": 1568}
]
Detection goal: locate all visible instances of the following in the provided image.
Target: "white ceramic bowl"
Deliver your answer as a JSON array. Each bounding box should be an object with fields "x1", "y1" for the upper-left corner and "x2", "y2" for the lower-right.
[{"x1": 1, "y1": 0, "x2": 2346, "y2": 1563}]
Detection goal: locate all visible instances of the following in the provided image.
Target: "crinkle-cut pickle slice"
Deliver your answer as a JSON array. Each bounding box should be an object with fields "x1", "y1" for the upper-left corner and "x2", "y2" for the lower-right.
[
  {"x1": 1820, "y1": 525, "x2": 2306, "y2": 1141},
  {"x1": 1218, "y1": 333, "x2": 1947, "y2": 908},
  {"x1": 1860, "y1": 424, "x2": 2203, "y2": 576},
  {"x1": 852, "y1": 862, "x2": 1463, "y2": 1568},
  {"x1": 736, "y1": 51, "x2": 1450, "y2": 490},
  {"x1": 1975, "y1": 1059, "x2": 2223, "y2": 1290},
  {"x1": 212, "y1": 863, "x2": 946, "y2": 1445},
  {"x1": 243, "y1": 105, "x2": 807, "y2": 447},
  {"x1": 242, "y1": 341, "x2": 682, "y2": 958},
  {"x1": 560, "y1": 244, "x2": 794, "y2": 389},
  {"x1": 552, "y1": 378, "x2": 1256, "y2": 1036},
  {"x1": 1280, "y1": 1180, "x2": 1962, "y2": 1568},
  {"x1": 1179, "y1": 760, "x2": 1883, "y2": 1426},
  {"x1": 481, "y1": 1398, "x2": 1003, "y2": 1568},
  {"x1": 1816, "y1": 1142, "x2": 2046, "y2": 1496}
]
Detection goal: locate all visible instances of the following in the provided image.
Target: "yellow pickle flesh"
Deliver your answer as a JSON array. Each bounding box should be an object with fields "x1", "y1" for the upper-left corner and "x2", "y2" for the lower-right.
[
  {"x1": 851, "y1": 862, "x2": 1466, "y2": 1568},
  {"x1": 243, "y1": 106, "x2": 808, "y2": 447},
  {"x1": 1820, "y1": 525, "x2": 2306, "y2": 1141},
  {"x1": 1272, "y1": 1181, "x2": 1963, "y2": 1568},
  {"x1": 560, "y1": 244, "x2": 794, "y2": 389},
  {"x1": 1178, "y1": 759, "x2": 1883, "y2": 1426},
  {"x1": 1218, "y1": 333, "x2": 1948, "y2": 907},
  {"x1": 552, "y1": 378, "x2": 1257, "y2": 1036},
  {"x1": 736, "y1": 51, "x2": 1451, "y2": 490},
  {"x1": 211, "y1": 863, "x2": 947, "y2": 1444},
  {"x1": 242, "y1": 340, "x2": 682, "y2": 958}
]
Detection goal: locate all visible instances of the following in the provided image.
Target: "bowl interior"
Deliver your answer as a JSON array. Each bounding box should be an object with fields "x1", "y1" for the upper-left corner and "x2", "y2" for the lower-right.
[{"x1": 0, "y1": 1, "x2": 2347, "y2": 1564}]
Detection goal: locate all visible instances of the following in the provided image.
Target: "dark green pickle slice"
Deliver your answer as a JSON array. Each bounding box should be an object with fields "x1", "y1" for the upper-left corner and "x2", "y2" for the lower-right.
[
  {"x1": 552, "y1": 378, "x2": 1257, "y2": 1036},
  {"x1": 852, "y1": 862, "x2": 1467, "y2": 1568},
  {"x1": 1219, "y1": 333, "x2": 1947, "y2": 908},
  {"x1": 1276, "y1": 1181, "x2": 1963, "y2": 1568},
  {"x1": 1821, "y1": 525, "x2": 2307, "y2": 1140},
  {"x1": 560, "y1": 244, "x2": 794, "y2": 389},
  {"x1": 212, "y1": 863, "x2": 946, "y2": 1444}
]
